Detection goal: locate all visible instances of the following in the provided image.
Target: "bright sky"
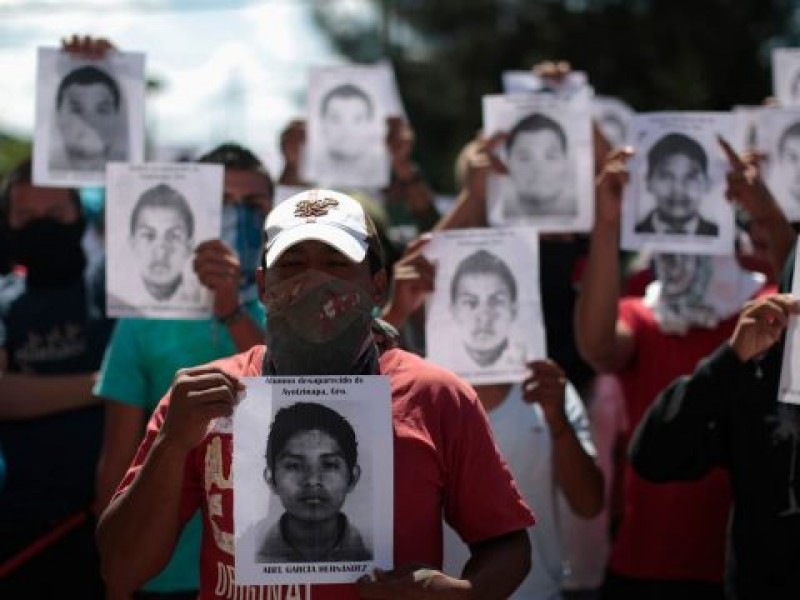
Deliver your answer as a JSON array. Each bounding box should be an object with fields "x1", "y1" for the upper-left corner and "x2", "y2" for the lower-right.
[{"x1": 0, "y1": 0, "x2": 345, "y2": 172}]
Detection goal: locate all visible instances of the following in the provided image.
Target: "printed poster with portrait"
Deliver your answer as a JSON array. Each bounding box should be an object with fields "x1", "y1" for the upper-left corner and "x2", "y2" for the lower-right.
[
  {"x1": 33, "y1": 47, "x2": 145, "y2": 187},
  {"x1": 304, "y1": 64, "x2": 399, "y2": 189},
  {"x1": 772, "y1": 48, "x2": 800, "y2": 108},
  {"x1": 501, "y1": 69, "x2": 592, "y2": 103},
  {"x1": 483, "y1": 93, "x2": 594, "y2": 232},
  {"x1": 423, "y1": 228, "x2": 546, "y2": 385},
  {"x1": 233, "y1": 375, "x2": 394, "y2": 585},
  {"x1": 779, "y1": 239, "x2": 800, "y2": 405},
  {"x1": 105, "y1": 163, "x2": 223, "y2": 319},
  {"x1": 593, "y1": 96, "x2": 635, "y2": 150},
  {"x1": 620, "y1": 112, "x2": 736, "y2": 255},
  {"x1": 757, "y1": 107, "x2": 800, "y2": 222}
]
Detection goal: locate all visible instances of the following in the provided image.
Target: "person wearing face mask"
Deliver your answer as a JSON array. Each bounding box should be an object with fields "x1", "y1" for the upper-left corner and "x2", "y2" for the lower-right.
[
  {"x1": 97, "y1": 188, "x2": 535, "y2": 600},
  {"x1": 93, "y1": 143, "x2": 273, "y2": 600},
  {"x1": 575, "y1": 146, "x2": 778, "y2": 600},
  {"x1": 0, "y1": 158, "x2": 114, "y2": 597}
]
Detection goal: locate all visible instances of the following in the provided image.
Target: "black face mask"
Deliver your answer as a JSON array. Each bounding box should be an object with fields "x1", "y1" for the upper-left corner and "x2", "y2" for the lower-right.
[{"x1": 8, "y1": 217, "x2": 87, "y2": 287}]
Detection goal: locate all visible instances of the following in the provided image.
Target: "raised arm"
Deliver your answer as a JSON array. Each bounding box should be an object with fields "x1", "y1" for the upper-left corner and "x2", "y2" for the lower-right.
[
  {"x1": 630, "y1": 293, "x2": 800, "y2": 481},
  {"x1": 96, "y1": 366, "x2": 241, "y2": 591},
  {"x1": 574, "y1": 149, "x2": 636, "y2": 373}
]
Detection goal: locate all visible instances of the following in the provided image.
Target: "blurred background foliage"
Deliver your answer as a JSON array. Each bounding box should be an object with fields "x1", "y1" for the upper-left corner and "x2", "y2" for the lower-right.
[{"x1": 314, "y1": 0, "x2": 800, "y2": 192}]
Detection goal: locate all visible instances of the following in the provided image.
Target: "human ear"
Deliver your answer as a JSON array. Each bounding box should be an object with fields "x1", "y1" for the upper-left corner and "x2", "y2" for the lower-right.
[{"x1": 348, "y1": 464, "x2": 362, "y2": 491}]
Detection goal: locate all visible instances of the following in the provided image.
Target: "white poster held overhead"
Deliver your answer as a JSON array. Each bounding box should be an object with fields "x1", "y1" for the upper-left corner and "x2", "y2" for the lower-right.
[
  {"x1": 779, "y1": 240, "x2": 800, "y2": 405},
  {"x1": 424, "y1": 228, "x2": 546, "y2": 385},
  {"x1": 234, "y1": 375, "x2": 393, "y2": 585},
  {"x1": 33, "y1": 47, "x2": 145, "y2": 187},
  {"x1": 772, "y1": 48, "x2": 800, "y2": 108},
  {"x1": 105, "y1": 162, "x2": 223, "y2": 319},
  {"x1": 757, "y1": 107, "x2": 800, "y2": 222},
  {"x1": 620, "y1": 112, "x2": 736, "y2": 255},
  {"x1": 483, "y1": 93, "x2": 594, "y2": 231},
  {"x1": 305, "y1": 64, "x2": 397, "y2": 189},
  {"x1": 501, "y1": 69, "x2": 592, "y2": 102},
  {"x1": 593, "y1": 96, "x2": 636, "y2": 150}
]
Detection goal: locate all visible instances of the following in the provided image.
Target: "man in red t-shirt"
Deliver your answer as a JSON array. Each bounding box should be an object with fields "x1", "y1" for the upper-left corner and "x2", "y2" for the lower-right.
[
  {"x1": 97, "y1": 188, "x2": 535, "y2": 599},
  {"x1": 575, "y1": 144, "x2": 788, "y2": 599}
]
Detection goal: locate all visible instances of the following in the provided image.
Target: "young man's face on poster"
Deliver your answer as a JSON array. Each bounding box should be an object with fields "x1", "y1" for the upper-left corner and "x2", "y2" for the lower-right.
[
  {"x1": 778, "y1": 131, "x2": 800, "y2": 202},
  {"x1": 507, "y1": 129, "x2": 569, "y2": 204},
  {"x1": 451, "y1": 271, "x2": 517, "y2": 355},
  {"x1": 56, "y1": 82, "x2": 121, "y2": 164},
  {"x1": 321, "y1": 93, "x2": 375, "y2": 162},
  {"x1": 268, "y1": 429, "x2": 359, "y2": 523},
  {"x1": 647, "y1": 153, "x2": 710, "y2": 225},
  {"x1": 130, "y1": 206, "x2": 193, "y2": 288}
]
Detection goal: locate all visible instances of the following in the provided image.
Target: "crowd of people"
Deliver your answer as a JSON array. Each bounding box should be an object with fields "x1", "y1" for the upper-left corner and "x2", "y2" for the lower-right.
[{"x1": 1, "y1": 34, "x2": 799, "y2": 600}]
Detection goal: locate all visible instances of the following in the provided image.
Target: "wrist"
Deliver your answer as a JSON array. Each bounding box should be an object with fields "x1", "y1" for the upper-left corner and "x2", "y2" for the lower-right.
[{"x1": 215, "y1": 304, "x2": 245, "y2": 327}]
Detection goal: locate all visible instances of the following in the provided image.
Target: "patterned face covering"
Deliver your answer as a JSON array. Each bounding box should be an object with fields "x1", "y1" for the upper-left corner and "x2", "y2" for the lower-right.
[
  {"x1": 221, "y1": 203, "x2": 264, "y2": 298},
  {"x1": 645, "y1": 253, "x2": 765, "y2": 335},
  {"x1": 263, "y1": 270, "x2": 377, "y2": 375}
]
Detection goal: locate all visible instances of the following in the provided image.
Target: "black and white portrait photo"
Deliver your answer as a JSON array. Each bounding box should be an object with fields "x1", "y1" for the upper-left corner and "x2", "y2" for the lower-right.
[
  {"x1": 621, "y1": 113, "x2": 735, "y2": 255},
  {"x1": 304, "y1": 65, "x2": 398, "y2": 189},
  {"x1": 593, "y1": 96, "x2": 635, "y2": 150},
  {"x1": 760, "y1": 108, "x2": 800, "y2": 222},
  {"x1": 105, "y1": 163, "x2": 223, "y2": 319},
  {"x1": 424, "y1": 228, "x2": 546, "y2": 385},
  {"x1": 772, "y1": 48, "x2": 800, "y2": 108},
  {"x1": 483, "y1": 93, "x2": 594, "y2": 232},
  {"x1": 234, "y1": 377, "x2": 393, "y2": 585},
  {"x1": 33, "y1": 47, "x2": 144, "y2": 187}
]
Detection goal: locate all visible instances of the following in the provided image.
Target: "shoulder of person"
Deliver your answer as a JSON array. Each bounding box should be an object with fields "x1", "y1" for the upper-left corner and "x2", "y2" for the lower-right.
[{"x1": 380, "y1": 348, "x2": 479, "y2": 404}]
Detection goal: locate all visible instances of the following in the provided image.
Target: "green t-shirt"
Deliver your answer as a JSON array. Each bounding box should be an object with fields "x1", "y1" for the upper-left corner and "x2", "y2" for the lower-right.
[{"x1": 94, "y1": 300, "x2": 265, "y2": 592}]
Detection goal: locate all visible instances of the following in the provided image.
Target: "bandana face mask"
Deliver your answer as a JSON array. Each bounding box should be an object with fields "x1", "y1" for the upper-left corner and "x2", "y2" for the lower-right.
[{"x1": 263, "y1": 270, "x2": 377, "y2": 375}]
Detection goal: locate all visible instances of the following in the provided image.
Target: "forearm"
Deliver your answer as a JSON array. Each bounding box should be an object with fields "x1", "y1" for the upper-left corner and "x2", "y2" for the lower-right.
[
  {"x1": 95, "y1": 402, "x2": 146, "y2": 513},
  {"x1": 629, "y1": 344, "x2": 735, "y2": 481},
  {"x1": 0, "y1": 372, "x2": 98, "y2": 419},
  {"x1": 223, "y1": 312, "x2": 264, "y2": 352},
  {"x1": 553, "y1": 428, "x2": 604, "y2": 518},
  {"x1": 96, "y1": 434, "x2": 190, "y2": 591},
  {"x1": 278, "y1": 165, "x2": 306, "y2": 187},
  {"x1": 462, "y1": 529, "x2": 531, "y2": 600},
  {"x1": 575, "y1": 223, "x2": 626, "y2": 371},
  {"x1": 434, "y1": 190, "x2": 487, "y2": 231}
]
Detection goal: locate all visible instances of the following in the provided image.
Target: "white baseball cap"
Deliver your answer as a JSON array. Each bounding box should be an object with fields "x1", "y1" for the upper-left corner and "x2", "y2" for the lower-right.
[{"x1": 263, "y1": 189, "x2": 372, "y2": 268}]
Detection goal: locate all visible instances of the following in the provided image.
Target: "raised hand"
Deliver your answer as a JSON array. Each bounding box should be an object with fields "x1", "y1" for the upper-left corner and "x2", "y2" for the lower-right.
[{"x1": 729, "y1": 294, "x2": 800, "y2": 362}]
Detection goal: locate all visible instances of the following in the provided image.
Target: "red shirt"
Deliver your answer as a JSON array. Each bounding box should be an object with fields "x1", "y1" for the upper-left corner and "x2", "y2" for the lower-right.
[{"x1": 117, "y1": 346, "x2": 535, "y2": 599}]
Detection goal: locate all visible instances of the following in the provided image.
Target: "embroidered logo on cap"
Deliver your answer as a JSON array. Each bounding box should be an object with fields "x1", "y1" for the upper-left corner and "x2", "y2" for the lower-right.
[{"x1": 294, "y1": 197, "x2": 339, "y2": 219}]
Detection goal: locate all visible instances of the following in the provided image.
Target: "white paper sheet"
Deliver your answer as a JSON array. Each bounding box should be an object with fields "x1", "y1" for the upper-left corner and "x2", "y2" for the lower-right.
[
  {"x1": 772, "y1": 47, "x2": 800, "y2": 108},
  {"x1": 304, "y1": 65, "x2": 395, "y2": 189},
  {"x1": 33, "y1": 47, "x2": 145, "y2": 188},
  {"x1": 424, "y1": 227, "x2": 546, "y2": 385},
  {"x1": 779, "y1": 239, "x2": 800, "y2": 404},
  {"x1": 593, "y1": 96, "x2": 635, "y2": 150},
  {"x1": 483, "y1": 93, "x2": 594, "y2": 232},
  {"x1": 234, "y1": 375, "x2": 393, "y2": 585},
  {"x1": 757, "y1": 107, "x2": 800, "y2": 222},
  {"x1": 105, "y1": 162, "x2": 223, "y2": 318},
  {"x1": 620, "y1": 112, "x2": 736, "y2": 255}
]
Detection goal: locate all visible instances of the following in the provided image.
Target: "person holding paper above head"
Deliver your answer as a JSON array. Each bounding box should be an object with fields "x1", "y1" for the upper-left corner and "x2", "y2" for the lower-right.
[
  {"x1": 256, "y1": 402, "x2": 371, "y2": 564},
  {"x1": 96, "y1": 188, "x2": 534, "y2": 599}
]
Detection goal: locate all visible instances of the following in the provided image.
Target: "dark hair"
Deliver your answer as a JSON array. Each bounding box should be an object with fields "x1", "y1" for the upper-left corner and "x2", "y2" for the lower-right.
[
  {"x1": 778, "y1": 122, "x2": 800, "y2": 155},
  {"x1": 506, "y1": 112, "x2": 567, "y2": 154},
  {"x1": 129, "y1": 183, "x2": 194, "y2": 238},
  {"x1": 320, "y1": 84, "x2": 374, "y2": 119},
  {"x1": 646, "y1": 133, "x2": 708, "y2": 178},
  {"x1": 197, "y1": 142, "x2": 274, "y2": 202},
  {"x1": 266, "y1": 402, "x2": 358, "y2": 475},
  {"x1": 450, "y1": 249, "x2": 517, "y2": 304},
  {"x1": 0, "y1": 158, "x2": 81, "y2": 228},
  {"x1": 56, "y1": 65, "x2": 121, "y2": 110}
]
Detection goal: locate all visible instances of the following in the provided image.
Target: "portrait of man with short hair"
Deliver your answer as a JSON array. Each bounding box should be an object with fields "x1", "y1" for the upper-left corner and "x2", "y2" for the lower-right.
[
  {"x1": 51, "y1": 64, "x2": 127, "y2": 171},
  {"x1": 504, "y1": 112, "x2": 577, "y2": 218},
  {"x1": 449, "y1": 249, "x2": 526, "y2": 369},
  {"x1": 635, "y1": 132, "x2": 719, "y2": 236},
  {"x1": 319, "y1": 83, "x2": 377, "y2": 167},
  {"x1": 129, "y1": 183, "x2": 195, "y2": 302},
  {"x1": 257, "y1": 401, "x2": 372, "y2": 564}
]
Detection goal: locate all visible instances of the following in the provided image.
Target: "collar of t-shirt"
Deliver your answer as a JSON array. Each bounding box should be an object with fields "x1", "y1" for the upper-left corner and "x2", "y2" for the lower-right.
[{"x1": 643, "y1": 255, "x2": 765, "y2": 335}]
